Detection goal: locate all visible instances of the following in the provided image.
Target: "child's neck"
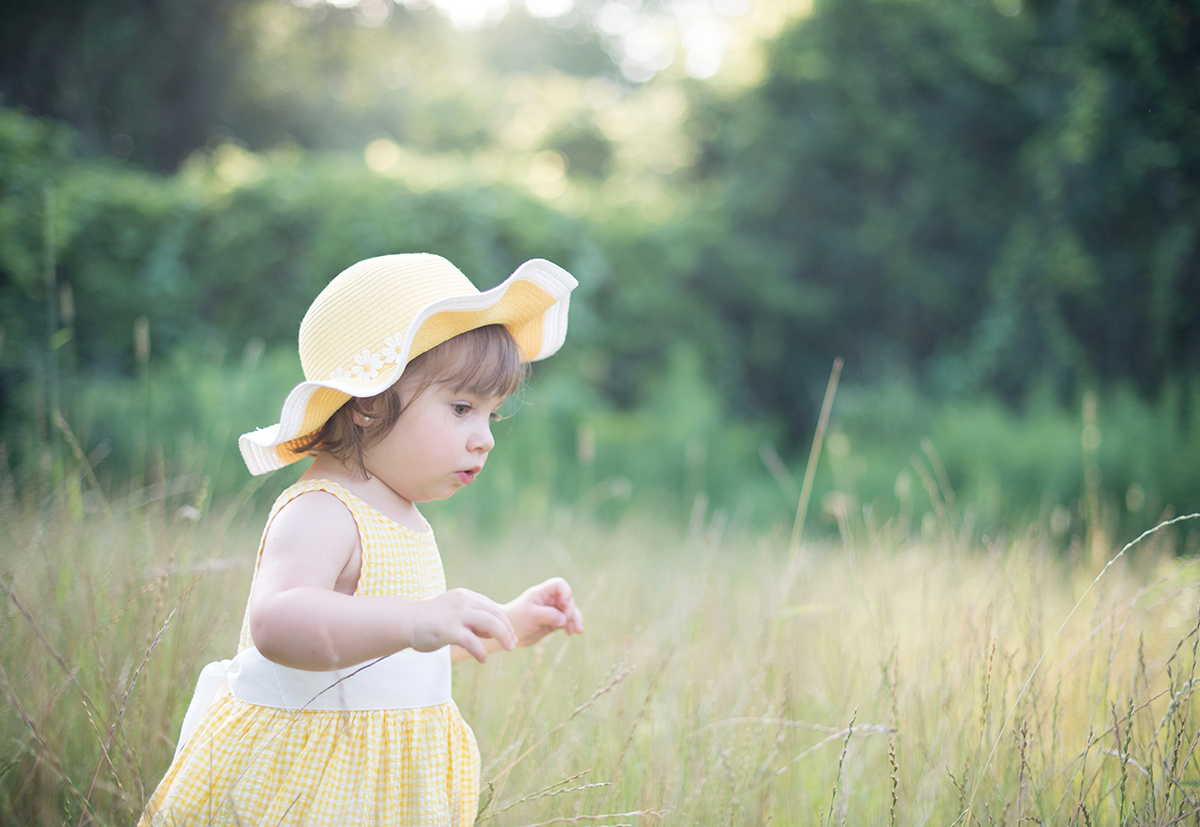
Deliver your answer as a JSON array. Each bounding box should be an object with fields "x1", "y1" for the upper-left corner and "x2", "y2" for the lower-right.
[{"x1": 303, "y1": 452, "x2": 430, "y2": 534}]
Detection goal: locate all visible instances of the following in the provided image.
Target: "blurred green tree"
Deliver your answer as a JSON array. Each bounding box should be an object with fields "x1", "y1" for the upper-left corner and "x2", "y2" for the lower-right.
[
  {"x1": 693, "y1": 0, "x2": 1199, "y2": 440},
  {"x1": 0, "y1": 0, "x2": 618, "y2": 170},
  {"x1": 0, "y1": 0, "x2": 253, "y2": 170}
]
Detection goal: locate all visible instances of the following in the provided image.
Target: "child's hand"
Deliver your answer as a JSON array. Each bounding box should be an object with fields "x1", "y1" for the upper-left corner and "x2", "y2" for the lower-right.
[
  {"x1": 414, "y1": 588, "x2": 517, "y2": 663},
  {"x1": 504, "y1": 577, "x2": 585, "y2": 647}
]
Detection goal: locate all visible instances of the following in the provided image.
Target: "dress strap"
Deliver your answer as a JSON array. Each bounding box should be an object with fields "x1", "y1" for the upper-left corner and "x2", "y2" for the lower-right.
[{"x1": 266, "y1": 478, "x2": 375, "y2": 527}]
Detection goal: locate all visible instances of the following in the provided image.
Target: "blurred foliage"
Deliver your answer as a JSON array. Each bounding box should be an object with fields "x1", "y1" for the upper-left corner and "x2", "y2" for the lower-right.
[
  {"x1": 694, "y1": 0, "x2": 1200, "y2": 425},
  {"x1": 0, "y1": 109, "x2": 607, "y2": 371},
  {"x1": 1, "y1": 0, "x2": 1199, "y2": 539},
  {"x1": 0, "y1": 0, "x2": 250, "y2": 170},
  {"x1": 10, "y1": 328, "x2": 1197, "y2": 544},
  {"x1": 0, "y1": 0, "x2": 620, "y2": 171}
]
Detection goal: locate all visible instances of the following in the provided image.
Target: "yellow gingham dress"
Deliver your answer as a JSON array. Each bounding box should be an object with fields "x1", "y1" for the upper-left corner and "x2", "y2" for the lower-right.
[{"x1": 141, "y1": 479, "x2": 480, "y2": 826}]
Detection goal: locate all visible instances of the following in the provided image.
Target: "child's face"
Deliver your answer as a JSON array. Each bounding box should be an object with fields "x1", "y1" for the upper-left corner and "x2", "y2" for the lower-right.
[{"x1": 361, "y1": 376, "x2": 505, "y2": 504}]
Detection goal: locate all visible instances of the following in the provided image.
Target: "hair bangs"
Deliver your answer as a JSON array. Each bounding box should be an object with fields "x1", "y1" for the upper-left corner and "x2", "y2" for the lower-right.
[{"x1": 411, "y1": 324, "x2": 527, "y2": 400}]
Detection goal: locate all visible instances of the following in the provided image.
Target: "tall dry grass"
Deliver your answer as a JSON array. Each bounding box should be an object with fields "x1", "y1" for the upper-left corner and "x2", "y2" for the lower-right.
[{"x1": 2, "y1": 462, "x2": 1199, "y2": 825}]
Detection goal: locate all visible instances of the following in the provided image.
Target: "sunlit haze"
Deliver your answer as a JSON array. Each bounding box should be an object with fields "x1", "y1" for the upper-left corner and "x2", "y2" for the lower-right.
[{"x1": 296, "y1": 0, "x2": 747, "y2": 80}]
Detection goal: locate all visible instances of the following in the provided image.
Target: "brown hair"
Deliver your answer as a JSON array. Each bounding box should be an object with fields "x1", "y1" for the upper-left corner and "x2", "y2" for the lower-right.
[{"x1": 290, "y1": 324, "x2": 527, "y2": 475}]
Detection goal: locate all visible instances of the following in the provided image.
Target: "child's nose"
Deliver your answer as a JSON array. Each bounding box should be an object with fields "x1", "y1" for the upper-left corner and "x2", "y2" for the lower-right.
[{"x1": 470, "y1": 422, "x2": 494, "y2": 453}]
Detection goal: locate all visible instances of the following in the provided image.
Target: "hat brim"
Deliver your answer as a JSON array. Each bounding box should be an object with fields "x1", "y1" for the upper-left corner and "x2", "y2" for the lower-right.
[{"x1": 239, "y1": 258, "x2": 576, "y2": 475}]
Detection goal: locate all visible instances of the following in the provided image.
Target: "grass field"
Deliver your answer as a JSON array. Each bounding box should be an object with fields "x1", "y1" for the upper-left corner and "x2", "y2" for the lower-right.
[{"x1": 2, "y1": 467, "x2": 1200, "y2": 826}]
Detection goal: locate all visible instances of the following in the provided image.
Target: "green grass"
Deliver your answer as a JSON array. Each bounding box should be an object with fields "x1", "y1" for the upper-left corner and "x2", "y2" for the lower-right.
[{"x1": 2, "y1": 459, "x2": 1200, "y2": 825}]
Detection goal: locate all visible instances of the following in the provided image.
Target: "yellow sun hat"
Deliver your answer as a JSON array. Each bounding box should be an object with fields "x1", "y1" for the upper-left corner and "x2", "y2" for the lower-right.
[{"x1": 239, "y1": 253, "x2": 578, "y2": 475}]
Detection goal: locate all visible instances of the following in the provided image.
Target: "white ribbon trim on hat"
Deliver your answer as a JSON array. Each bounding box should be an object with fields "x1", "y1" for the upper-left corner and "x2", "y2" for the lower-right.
[{"x1": 239, "y1": 258, "x2": 577, "y2": 476}]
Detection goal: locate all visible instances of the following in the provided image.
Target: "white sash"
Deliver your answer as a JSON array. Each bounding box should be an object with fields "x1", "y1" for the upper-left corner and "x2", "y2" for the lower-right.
[{"x1": 174, "y1": 646, "x2": 452, "y2": 758}]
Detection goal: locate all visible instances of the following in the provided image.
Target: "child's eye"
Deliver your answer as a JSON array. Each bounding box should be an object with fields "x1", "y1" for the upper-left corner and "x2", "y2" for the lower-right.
[{"x1": 452, "y1": 403, "x2": 472, "y2": 416}]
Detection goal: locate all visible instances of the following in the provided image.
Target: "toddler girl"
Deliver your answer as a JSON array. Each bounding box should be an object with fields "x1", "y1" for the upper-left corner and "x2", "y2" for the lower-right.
[{"x1": 141, "y1": 253, "x2": 584, "y2": 826}]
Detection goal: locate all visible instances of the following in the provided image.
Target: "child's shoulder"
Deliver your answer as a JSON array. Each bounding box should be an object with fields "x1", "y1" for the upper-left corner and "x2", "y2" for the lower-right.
[{"x1": 268, "y1": 485, "x2": 361, "y2": 548}]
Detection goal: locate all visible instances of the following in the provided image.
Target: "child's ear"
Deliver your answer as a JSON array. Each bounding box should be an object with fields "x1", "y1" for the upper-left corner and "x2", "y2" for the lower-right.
[{"x1": 351, "y1": 399, "x2": 375, "y2": 428}]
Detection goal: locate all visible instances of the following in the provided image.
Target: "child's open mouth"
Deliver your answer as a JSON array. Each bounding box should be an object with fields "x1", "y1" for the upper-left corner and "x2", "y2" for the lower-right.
[{"x1": 456, "y1": 469, "x2": 478, "y2": 484}]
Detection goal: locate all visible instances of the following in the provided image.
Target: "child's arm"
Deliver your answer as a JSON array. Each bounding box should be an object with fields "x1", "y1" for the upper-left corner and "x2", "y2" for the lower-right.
[
  {"x1": 248, "y1": 492, "x2": 516, "y2": 670},
  {"x1": 450, "y1": 577, "x2": 584, "y2": 662}
]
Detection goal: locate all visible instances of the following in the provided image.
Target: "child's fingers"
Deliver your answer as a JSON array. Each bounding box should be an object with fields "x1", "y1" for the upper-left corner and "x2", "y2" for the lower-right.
[
  {"x1": 546, "y1": 576, "x2": 573, "y2": 603},
  {"x1": 430, "y1": 589, "x2": 516, "y2": 654},
  {"x1": 526, "y1": 578, "x2": 585, "y2": 634},
  {"x1": 566, "y1": 603, "x2": 584, "y2": 634},
  {"x1": 555, "y1": 600, "x2": 581, "y2": 634},
  {"x1": 531, "y1": 577, "x2": 574, "y2": 610},
  {"x1": 526, "y1": 603, "x2": 568, "y2": 629},
  {"x1": 543, "y1": 579, "x2": 583, "y2": 634},
  {"x1": 469, "y1": 605, "x2": 517, "y2": 650},
  {"x1": 456, "y1": 609, "x2": 515, "y2": 661},
  {"x1": 455, "y1": 630, "x2": 490, "y2": 663}
]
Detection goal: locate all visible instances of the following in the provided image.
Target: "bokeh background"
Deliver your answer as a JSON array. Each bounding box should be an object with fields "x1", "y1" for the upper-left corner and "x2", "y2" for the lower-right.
[
  {"x1": 2, "y1": 0, "x2": 1199, "y2": 541},
  {"x1": 4, "y1": 2, "x2": 1200, "y2": 824}
]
